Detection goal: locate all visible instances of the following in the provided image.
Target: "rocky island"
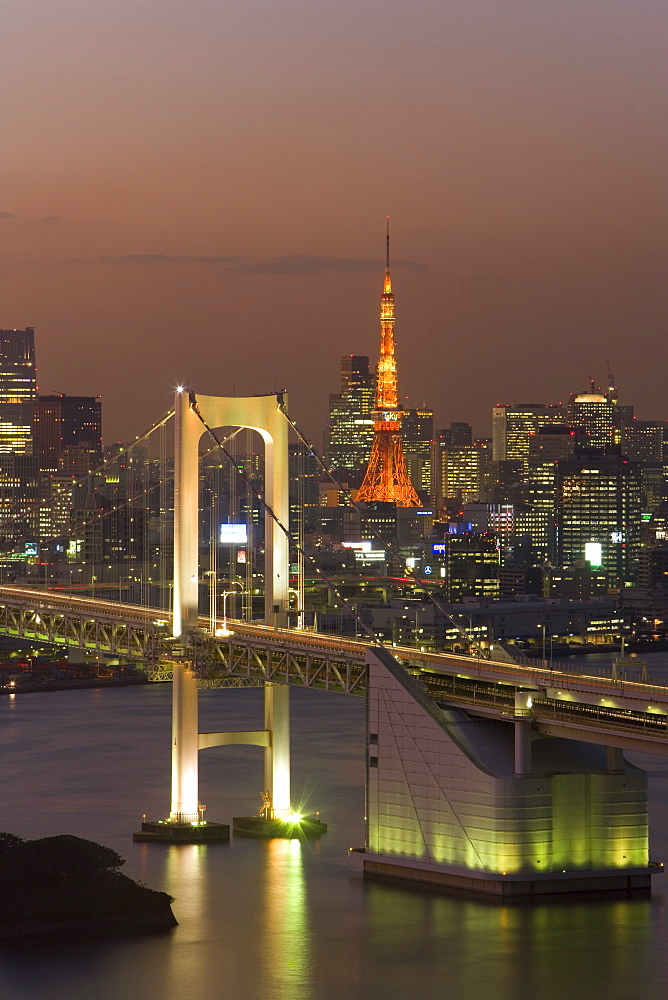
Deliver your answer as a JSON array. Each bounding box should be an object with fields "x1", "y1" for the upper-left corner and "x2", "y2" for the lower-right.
[{"x1": 0, "y1": 833, "x2": 177, "y2": 938}]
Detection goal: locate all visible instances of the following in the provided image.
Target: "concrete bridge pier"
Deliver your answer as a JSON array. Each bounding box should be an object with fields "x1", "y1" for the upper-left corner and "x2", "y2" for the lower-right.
[
  {"x1": 513, "y1": 719, "x2": 532, "y2": 776},
  {"x1": 264, "y1": 683, "x2": 291, "y2": 819},
  {"x1": 514, "y1": 691, "x2": 533, "y2": 775},
  {"x1": 169, "y1": 661, "x2": 200, "y2": 824}
]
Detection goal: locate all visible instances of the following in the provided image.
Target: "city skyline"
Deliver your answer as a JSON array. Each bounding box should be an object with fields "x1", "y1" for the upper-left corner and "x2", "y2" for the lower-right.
[{"x1": 2, "y1": 0, "x2": 667, "y2": 444}]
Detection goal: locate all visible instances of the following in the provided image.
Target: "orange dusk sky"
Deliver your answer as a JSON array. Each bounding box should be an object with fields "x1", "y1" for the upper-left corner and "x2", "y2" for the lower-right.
[{"x1": 2, "y1": 0, "x2": 667, "y2": 443}]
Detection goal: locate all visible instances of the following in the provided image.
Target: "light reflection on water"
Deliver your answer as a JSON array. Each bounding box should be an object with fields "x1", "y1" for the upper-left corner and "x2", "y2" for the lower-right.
[
  {"x1": 262, "y1": 839, "x2": 311, "y2": 1000},
  {"x1": 0, "y1": 684, "x2": 665, "y2": 1000}
]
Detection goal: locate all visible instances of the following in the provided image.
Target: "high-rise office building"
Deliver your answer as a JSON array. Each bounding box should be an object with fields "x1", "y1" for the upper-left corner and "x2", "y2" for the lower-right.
[
  {"x1": 622, "y1": 420, "x2": 665, "y2": 464},
  {"x1": 34, "y1": 395, "x2": 102, "y2": 474},
  {"x1": 0, "y1": 328, "x2": 37, "y2": 454},
  {"x1": 440, "y1": 442, "x2": 491, "y2": 504},
  {"x1": 0, "y1": 329, "x2": 38, "y2": 546},
  {"x1": 567, "y1": 390, "x2": 614, "y2": 449},
  {"x1": 444, "y1": 531, "x2": 500, "y2": 602},
  {"x1": 0, "y1": 454, "x2": 41, "y2": 543},
  {"x1": 440, "y1": 422, "x2": 473, "y2": 449},
  {"x1": 556, "y1": 451, "x2": 642, "y2": 585},
  {"x1": 492, "y1": 404, "x2": 563, "y2": 468},
  {"x1": 432, "y1": 424, "x2": 474, "y2": 506},
  {"x1": 325, "y1": 356, "x2": 375, "y2": 475},
  {"x1": 402, "y1": 407, "x2": 434, "y2": 496},
  {"x1": 521, "y1": 425, "x2": 579, "y2": 562}
]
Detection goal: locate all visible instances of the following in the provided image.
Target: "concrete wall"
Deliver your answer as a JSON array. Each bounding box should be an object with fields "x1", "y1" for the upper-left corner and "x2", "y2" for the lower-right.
[{"x1": 366, "y1": 648, "x2": 648, "y2": 877}]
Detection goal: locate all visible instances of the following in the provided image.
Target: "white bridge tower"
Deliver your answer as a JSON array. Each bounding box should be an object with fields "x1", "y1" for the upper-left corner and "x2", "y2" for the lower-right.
[{"x1": 170, "y1": 388, "x2": 291, "y2": 826}]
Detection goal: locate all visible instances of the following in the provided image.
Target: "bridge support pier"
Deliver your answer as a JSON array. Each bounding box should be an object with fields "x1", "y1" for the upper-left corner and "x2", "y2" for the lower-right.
[
  {"x1": 170, "y1": 662, "x2": 199, "y2": 823},
  {"x1": 513, "y1": 719, "x2": 532, "y2": 776},
  {"x1": 134, "y1": 656, "x2": 230, "y2": 842},
  {"x1": 264, "y1": 683, "x2": 291, "y2": 819},
  {"x1": 606, "y1": 745, "x2": 625, "y2": 772}
]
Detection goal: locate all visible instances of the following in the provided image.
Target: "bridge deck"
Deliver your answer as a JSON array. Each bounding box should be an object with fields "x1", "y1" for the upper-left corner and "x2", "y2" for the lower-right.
[{"x1": 1, "y1": 585, "x2": 667, "y2": 752}]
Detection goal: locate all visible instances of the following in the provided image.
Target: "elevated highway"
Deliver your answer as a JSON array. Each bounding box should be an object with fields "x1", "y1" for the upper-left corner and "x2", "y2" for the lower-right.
[{"x1": 0, "y1": 584, "x2": 667, "y2": 754}]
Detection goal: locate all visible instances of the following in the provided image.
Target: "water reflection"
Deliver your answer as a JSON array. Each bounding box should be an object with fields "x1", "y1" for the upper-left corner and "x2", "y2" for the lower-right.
[
  {"x1": 162, "y1": 844, "x2": 206, "y2": 932},
  {"x1": 361, "y1": 881, "x2": 655, "y2": 1000},
  {"x1": 0, "y1": 684, "x2": 665, "y2": 1000},
  {"x1": 262, "y1": 838, "x2": 311, "y2": 1000}
]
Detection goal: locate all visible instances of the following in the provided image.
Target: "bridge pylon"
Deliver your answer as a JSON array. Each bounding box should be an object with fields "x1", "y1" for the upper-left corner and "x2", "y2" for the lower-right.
[{"x1": 136, "y1": 388, "x2": 295, "y2": 842}]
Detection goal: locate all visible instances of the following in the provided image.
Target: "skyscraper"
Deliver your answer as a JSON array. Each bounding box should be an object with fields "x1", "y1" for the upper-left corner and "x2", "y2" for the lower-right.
[
  {"x1": 567, "y1": 389, "x2": 614, "y2": 449},
  {"x1": 492, "y1": 403, "x2": 564, "y2": 468},
  {"x1": 524, "y1": 425, "x2": 578, "y2": 561},
  {"x1": 34, "y1": 395, "x2": 102, "y2": 474},
  {"x1": 356, "y1": 223, "x2": 420, "y2": 507},
  {"x1": 402, "y1": 407, "x2": 434, "y2": 496},
  {"x1": 556, "y1": 451, "x2": 641, "y2": 585},
  {"x1": 0, "y1": 328, "x2": 37, "y2": 454},
  {"x1": 440, "y1": 442, "x2": 491, "y2": 503},
  {"x1": 325, "y1": 356, "x2": 375, "y2": 475}
]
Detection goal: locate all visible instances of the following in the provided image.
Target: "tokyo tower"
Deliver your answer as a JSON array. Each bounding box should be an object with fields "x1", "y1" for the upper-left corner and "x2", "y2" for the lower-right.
[{"x1": 356, "y1": 222, "x2": 421, "y2": 507}]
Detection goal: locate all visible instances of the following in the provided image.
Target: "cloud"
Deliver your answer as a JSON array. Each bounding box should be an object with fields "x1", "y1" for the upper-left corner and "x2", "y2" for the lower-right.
[
  {"x1": 236, "y1": 255, "x2": 380, "y2": 275},
  {"x1": 96, "y1": 254, "x2": 244, "y2": 266},
  {"x1": 95, "y1": 253, "x2": 426, "y2": 274},
  {"x1": 0, "y1": 212, "x2": 64, "y2": 223}
]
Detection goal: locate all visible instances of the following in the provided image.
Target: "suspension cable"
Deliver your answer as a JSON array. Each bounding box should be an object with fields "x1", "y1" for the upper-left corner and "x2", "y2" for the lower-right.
[
  {"x1": 0, "y1": 408, "x2": 176, "y2": 534},
  {"x1": 279, "y1": 402, "x2": 484, "y2": 654},
  {"x1": 3, "y1": 420, "x2": 245, "y2": 558},
  {"x1": 189, "y1": 396, "x2": 381, "y2": 644}
]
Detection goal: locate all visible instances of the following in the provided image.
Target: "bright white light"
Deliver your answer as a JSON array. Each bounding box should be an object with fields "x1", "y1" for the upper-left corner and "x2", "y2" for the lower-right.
[
  {"x1": 288, "y1": 813, "x2": 302, "y2": 824},
  {"x1": 219, "y1": 523, "x2": 247, "y2": 544},
  {"x1": 215, "y1": 627, "x2": 233, "y2": 637},
  {"x1": 176, "y1": 386, "x2": 184, "y2": 393},
  {"x1": 585, "y1": 542, "x2": 602, "y2": 567}
]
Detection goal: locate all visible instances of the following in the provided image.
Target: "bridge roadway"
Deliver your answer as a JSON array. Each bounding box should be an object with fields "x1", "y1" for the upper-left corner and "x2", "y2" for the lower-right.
[{"x1": 1, "y1": 585, "x2": 667, "y2": 754}]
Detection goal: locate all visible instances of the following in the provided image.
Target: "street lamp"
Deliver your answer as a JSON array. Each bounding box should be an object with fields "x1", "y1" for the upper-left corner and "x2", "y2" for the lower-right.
[
  {"x1": 216, "y1": 582, "x2": 246, "y2": 637},
  {"x1": 287, "y1": 587, "x2": 304, "y2": 630},
  {"x1": 459, "y1": 614, "x2": 473, "y2": 650},
  {"x1": 537, "y1": 623, "x2": 546, "y2": 663}
]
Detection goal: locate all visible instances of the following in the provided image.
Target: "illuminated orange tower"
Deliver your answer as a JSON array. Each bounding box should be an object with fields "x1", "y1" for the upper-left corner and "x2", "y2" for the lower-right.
[{"x1": 356, "y1": 222, "x2": 420, "y2": 506}]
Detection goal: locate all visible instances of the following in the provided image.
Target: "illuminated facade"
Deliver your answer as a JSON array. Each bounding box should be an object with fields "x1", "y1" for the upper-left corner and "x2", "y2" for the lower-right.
[
  {"x1": 402, "y1": 408, "x2": 434, "y2": 496},
  {"x1": 34, "y1": 394, "x2": 102, "y2": 474},
  {"x1": 622, "y1": 419, "x2": 665, "y2": 464},
  {"x1": 524, "y1": 426, "x2": 578, "y2": 561},
  {"x1": 556, "y1": 452, "x2": 642, "y2": 585},
  {"x1": 492, "y1": 404, "x2": 564, "y2": 468},
  {"x1": 0, "y1": 454, "x2": 41, "y2": 542},
  {"x1": 356, "y1": 227, "x2": 420, "y2": 507},
  {"x1": 568, "y1": 392, "x2": 614, "y2": 449},
  {"x1": 326, "y1": 356, "x2": 375, "y2": 474},
  {"x1": 444, "y1": 531, "x2": 499, "y2": 601},
  {"x1": 0, "y1": 328, "x2": 37, "y2": 454},
  {"x1": 440, "y1": 442, "x2": 491, "y2": 503},
  {"x1": 364, "y1": 647, "x2": 651, "y2": 896}
]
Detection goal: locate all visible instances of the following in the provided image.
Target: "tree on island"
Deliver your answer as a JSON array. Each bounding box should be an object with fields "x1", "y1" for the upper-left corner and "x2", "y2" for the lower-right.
[{"x1": 0, "y1": 833, "x2": 176, "y2": 938}]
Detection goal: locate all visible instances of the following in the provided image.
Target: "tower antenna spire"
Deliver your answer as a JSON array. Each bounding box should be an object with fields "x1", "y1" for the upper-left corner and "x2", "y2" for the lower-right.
[{"x1": 386, "y1": 216, "x2": 390, "y2": 269}]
